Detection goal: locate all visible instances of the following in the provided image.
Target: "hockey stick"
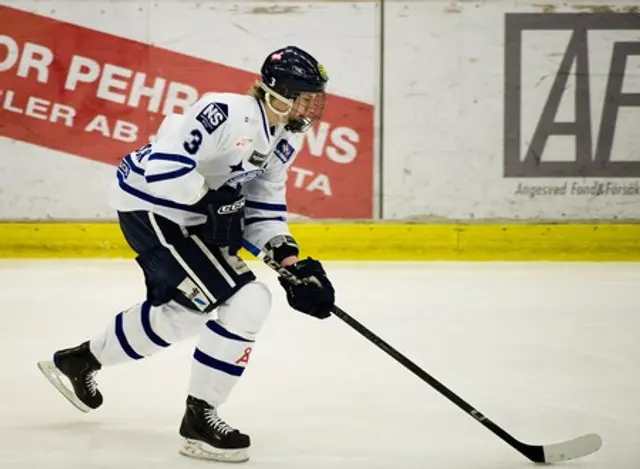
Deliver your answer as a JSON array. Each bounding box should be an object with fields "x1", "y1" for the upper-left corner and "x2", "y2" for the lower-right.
[{"x1": 241, "y1": 240, "x2": 602, "y2": 464}]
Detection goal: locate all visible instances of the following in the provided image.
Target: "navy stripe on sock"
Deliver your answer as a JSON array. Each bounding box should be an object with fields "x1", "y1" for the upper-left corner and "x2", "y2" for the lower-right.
[
  {"x1": 193, "y1": 348, "x2": 245, "y2": 377},
  {"x1": 115, "y1": 312, "x2": 144, "y2": 360},
  {"x1": 140, "y1": 301, "x2": 171, "y2": 348},
  {"x1": 206, "y1": 320, "x2": 253, "y2": 343}
]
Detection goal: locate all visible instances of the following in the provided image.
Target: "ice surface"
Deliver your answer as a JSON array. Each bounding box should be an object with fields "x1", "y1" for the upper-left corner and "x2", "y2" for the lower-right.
[{"x1": 0, "y1": 259, "x2": 638, "y2": 469}]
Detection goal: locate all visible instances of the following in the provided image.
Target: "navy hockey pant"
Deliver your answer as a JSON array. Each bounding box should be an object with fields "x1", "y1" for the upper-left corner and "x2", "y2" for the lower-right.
[{"x1": 117, "y1": 210, "x2": 256, "y2": 313}]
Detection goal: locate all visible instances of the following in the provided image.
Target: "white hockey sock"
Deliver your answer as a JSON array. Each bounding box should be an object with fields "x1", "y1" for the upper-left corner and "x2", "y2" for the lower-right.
[
  {"x1": 90, "y1": 300, "x2": 206, "y2": 366},
  {"x1": 188, "y1": 319, "x2": 255, "y2": 406},
  {"x1": 187, "y1": 281, "x2": 272, "y2": 406}
]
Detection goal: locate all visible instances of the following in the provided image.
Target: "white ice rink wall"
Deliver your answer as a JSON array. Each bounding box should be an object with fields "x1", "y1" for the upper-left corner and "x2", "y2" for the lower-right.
[
  {"x1": 383, "y1": 1, "x2": 640, "y2": 221},
  {"x1": 0, "y1": 0, "x2": 639, "y2": 259}
]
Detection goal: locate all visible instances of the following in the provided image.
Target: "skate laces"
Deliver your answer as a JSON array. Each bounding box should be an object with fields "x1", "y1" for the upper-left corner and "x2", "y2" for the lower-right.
[
  {"x1": 204, "y1": 407, "x2": 234, "y2": 435},
  {"x1": 85, "y1": 371, "x2": 98, "y2": 396}
]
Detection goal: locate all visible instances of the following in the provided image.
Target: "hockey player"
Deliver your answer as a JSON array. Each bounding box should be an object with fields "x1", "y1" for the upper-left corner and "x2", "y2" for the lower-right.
[{"x1": 37, "y1": 46, "x2": 335, "y2": 463}]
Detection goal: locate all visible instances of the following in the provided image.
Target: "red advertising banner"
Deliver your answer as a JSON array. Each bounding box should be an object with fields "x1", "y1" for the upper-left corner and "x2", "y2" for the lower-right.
[{"x1": 0, "y1": 6, "x2": 374, "y2": 218}]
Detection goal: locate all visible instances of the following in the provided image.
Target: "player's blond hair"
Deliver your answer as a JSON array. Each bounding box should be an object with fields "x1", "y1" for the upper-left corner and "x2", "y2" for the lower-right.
[{"x1": 247, "y1": 81, "x2": 267, "y2": 101}]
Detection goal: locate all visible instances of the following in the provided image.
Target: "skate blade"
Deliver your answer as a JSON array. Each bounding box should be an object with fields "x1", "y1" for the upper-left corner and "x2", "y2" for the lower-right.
[
  {"x1": 37, "y1": 360, "x2": 92, "y2": 414},
  {"x1": 179, "y1": 438, "x2": 250, "y2": 463}
]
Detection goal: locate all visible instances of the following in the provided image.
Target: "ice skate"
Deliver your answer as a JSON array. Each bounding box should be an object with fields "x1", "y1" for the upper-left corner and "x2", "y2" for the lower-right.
[
  {"x1": 179, "y1": 395, "x2": 250, "y2": 463},
  {"x1": 37, "y1": 341, "x2": 103, "y2": 413}
]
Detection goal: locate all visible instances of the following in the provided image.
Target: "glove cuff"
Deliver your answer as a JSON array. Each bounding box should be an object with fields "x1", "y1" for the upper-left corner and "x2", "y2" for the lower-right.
[{"x1": 265, "y1": 234, "x2": 300, "y2": 265}]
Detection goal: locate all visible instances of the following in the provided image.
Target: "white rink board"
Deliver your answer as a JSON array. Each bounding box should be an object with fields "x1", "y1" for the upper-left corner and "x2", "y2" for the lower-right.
[
  {"x1": 383, "y1": 1, "x2": 640, "y2": 220},
  {"x1": 1, "y1": 0, "x2": 639, "y2": 221},
  {"x1": 0, "y1": 141, "x2": 115, "y2": 220},
  {"x1": 7, "y1": 0, "x2": 376, "y2": 105}
]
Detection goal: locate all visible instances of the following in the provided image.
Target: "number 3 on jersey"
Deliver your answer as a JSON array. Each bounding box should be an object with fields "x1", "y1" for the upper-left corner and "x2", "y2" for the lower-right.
[{"x1": 183, "y1": 129, "x2": 203, "y2": 155}]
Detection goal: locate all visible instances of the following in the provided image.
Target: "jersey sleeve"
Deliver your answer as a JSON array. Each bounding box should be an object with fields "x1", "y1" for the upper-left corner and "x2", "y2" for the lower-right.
[
  {"x1": 242, "y1": 156, "x2": 295, "y2": 251},
  {"x1": 143, "y1": 94, "x2": 231, "y2": 205}
]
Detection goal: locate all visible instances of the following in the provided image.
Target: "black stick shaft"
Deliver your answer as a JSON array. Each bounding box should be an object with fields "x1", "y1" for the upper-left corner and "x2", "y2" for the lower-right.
[
  {"x1": 329, "y1": 304, "x2": 539, "y2": 461},
  {"x1": 243, "y1": 242, "x2": 540, "y2": 463}
]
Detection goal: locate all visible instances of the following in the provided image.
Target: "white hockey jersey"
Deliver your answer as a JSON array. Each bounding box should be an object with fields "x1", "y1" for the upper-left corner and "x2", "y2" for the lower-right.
[{"x1": 109, "y1": 92, "x2": 302, "y2": 251}]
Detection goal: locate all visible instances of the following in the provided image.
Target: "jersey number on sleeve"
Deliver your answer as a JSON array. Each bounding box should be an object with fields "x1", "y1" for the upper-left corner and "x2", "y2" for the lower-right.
[
  {"x1": 183, "y1": 129, "x2": 203, "y2": 155},
  {"x1": 182, "y1": 102, "x2": 228, "y2": 155}
]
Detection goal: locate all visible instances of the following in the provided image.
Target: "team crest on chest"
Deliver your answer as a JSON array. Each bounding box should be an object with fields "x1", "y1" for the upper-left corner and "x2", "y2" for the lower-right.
[{"x1": 274, "y1": 139, "x2": 295, "y2": 163}]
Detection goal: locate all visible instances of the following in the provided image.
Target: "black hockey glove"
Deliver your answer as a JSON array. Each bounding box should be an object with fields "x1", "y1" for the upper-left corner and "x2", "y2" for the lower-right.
[
  {"x1": 198, "y1": 185, "x2": 245, "y2": 255},
  {"x1": 278, "y1": 257, "x2": 335, "y2": 319}
]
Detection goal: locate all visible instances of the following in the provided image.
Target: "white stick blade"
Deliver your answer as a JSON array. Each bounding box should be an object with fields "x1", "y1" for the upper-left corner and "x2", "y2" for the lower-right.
[{"x1": 543, "y1": 433, "x2": 602, "y2": 463}]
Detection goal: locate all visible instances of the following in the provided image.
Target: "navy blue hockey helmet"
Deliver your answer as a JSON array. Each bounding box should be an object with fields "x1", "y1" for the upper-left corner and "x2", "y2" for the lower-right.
[
  {"x1": 261, "y1": 46, "x2": 328, "y2": 99},
  {"x1": 259, "y1": 46, "x2": 328, "y2": 132}
]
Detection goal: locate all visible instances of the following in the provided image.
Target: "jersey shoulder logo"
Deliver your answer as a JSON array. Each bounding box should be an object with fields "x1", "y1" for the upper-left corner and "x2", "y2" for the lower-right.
[{"x1": 196, "y1": 102, "x2": 228, "y2": 134}]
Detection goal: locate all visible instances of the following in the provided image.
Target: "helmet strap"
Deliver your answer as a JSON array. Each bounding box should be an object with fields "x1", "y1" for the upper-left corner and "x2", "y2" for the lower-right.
[
  {"x1": 257, "y1": 81, "x2": 313, "y2": 133},
  {"x1": 258, "y1": 81, "x2": 293, "y2": 122}
]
